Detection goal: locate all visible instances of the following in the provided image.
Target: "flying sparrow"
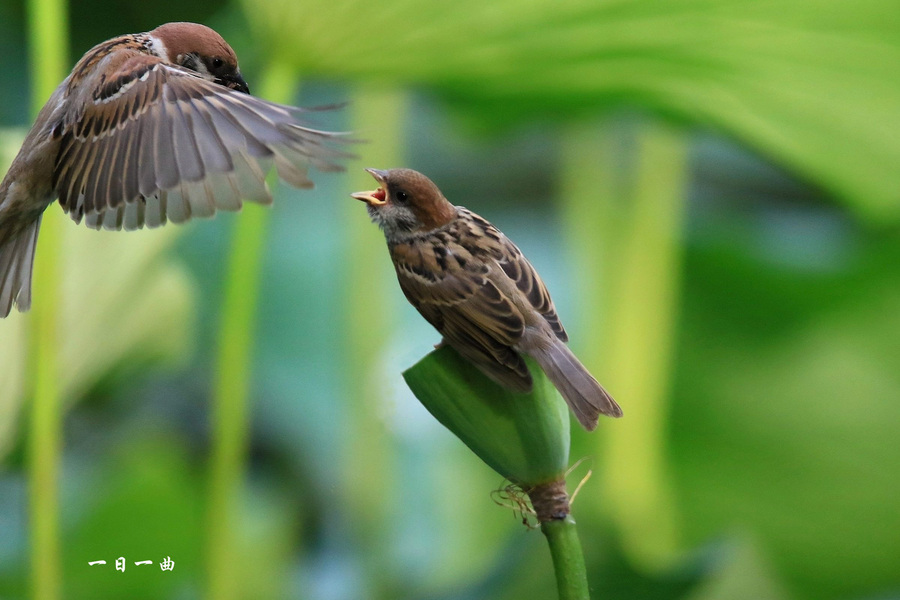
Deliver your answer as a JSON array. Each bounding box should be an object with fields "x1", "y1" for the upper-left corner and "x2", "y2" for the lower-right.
[
  {"x1": 352, "y1": 168, "x2": 622, "y2": 431},
  {"x1": 0, "y1": 22, "x2": 347, "y2": 317}
]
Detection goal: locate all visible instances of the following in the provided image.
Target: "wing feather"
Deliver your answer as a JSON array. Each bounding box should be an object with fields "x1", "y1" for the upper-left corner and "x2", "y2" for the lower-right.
[
  {"x1": 391, "y1": 236, "x2": 532, "y2": 389},
  {"x1": 136, "y1": 110, "x2": 158, "y2": 197},
  {"x1": 169, "y1": 98, "x2": 204, "y2": 183},
  {"x1": 122, "y1": 197, "x2": 144, "y2": 230},
  {"x1": 54, "y1": 51, "x2": 347, "y2": 231},
  {"x1": 461, "y1": 209, "x2": 568, "y2": 342},
  {"x1": 152, "y1": 95, "x2": 179, "y2": 190}
]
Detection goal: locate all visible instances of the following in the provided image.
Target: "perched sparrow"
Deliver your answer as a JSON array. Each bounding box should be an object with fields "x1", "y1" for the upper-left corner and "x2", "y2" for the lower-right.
[
  {"x1": 352, "y1": 168, "x2": 622, "y2": 430},
  {"x1": 0, "y1": 22, "x2": 347, "y2": 317}
]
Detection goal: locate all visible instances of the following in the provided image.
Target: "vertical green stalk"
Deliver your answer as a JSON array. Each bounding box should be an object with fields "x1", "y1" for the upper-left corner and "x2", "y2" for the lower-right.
[
  {"x1": 206, "y1": 61, "x2": 296, "y2": 600},
  {"x1": 561, "y1": 122, "x2": 688, "y2": 568},
  {"x1": 25, "y1": 0, "x2": 67, "y2": 597},
  {"x1": 529, "y1": 479, "x2": 590, "y2": 600},
  {"x1": 541, "y1": 517, "x2": 590, "y2": 600},
  {"x1": 340, "y1": 86, "x2": 406, "y2": 591}
]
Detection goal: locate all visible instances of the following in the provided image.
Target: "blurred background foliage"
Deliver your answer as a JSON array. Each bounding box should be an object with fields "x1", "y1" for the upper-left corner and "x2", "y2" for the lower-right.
[{"x1": 0, "y1": 0, "x2": 899, "y2": 598}]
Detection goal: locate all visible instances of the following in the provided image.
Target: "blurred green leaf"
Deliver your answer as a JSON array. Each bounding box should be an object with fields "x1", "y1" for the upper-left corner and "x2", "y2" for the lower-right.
[
  {"x1": 673, "y1": 239, "x2": 900, "y2": 600},
  {"x1": 65, "y1": 436, "x2": 203, "y2": 600},
  {"x1": 685, "y1": 537, "x2": 791, "y2": 600},
  {"x1": 244, "y1": 0, "x2": 900, "y2": 220}
]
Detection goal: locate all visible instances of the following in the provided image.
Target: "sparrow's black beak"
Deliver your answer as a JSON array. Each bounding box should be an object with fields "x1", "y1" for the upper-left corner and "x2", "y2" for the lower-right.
[{"x1": 219, "y1": 71, "x2": 250, "y2": 94}]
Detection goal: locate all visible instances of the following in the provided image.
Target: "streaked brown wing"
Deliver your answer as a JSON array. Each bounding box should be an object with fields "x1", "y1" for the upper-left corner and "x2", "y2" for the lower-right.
[
  {"x1": 495, "y1": 237, "x2": 567, "y2": 342},
  {"x1": 54, "y1": 54, "x2": 347, "y2": 231},
  {"x1": 391, "y1": 239, "x2": 532, "y2": 390},
  {"x1": 459, "y1": 209, "x2": 568, "y2": 342}
]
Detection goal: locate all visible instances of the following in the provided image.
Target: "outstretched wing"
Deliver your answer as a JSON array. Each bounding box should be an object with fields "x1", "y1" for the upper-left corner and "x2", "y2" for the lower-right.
[{"x1": 53, "y1": 51, "x2": 347, "y2": 230}]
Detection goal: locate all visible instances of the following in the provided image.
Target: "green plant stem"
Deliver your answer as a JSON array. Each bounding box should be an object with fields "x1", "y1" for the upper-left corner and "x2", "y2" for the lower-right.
[
  {"x1": 27, "y1": 0, "x2": 68, "y2": 106},
  {"x1": 27, "y1": 261, "x2": 62, "y2": 600},
  {"x1": 206, "y1": 61, "x2": 295, "y2": 600},
  {"x1": 25, "y1": 0, "x2": 68, "y2": 597},
  {"x1": 541, "y1": 517, "x2": 591, "y2": 600},
  {"x1": 340, "y1": 85, "x2": 406, "y2": 590}
]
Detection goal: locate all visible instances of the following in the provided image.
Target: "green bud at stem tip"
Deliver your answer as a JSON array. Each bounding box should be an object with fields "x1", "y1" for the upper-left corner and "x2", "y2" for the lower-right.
[{"x1": 403, "y1": 345, "x2": 570, "y2": 487}]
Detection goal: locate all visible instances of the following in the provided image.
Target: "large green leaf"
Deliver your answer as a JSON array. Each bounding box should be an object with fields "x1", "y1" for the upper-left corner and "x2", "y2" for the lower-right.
[
  {"x1": 244, "y1": 0, "x2": 900, "y2": 219},
  {"x1": 671, "y1": 236, "x2": 900, "y2": 600}
]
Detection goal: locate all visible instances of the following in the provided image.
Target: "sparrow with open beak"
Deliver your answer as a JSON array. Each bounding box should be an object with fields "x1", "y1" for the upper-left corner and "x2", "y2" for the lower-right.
[
  {"x1": 352, "y1": 168, "x2": 622, "y2": 431},
  {"x1": 0, "y1": 22, "x2": 348, "y2": 317}
]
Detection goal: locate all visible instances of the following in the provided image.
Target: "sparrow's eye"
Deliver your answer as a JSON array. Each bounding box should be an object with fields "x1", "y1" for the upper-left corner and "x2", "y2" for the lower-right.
[
  {"x1": 395, "y1": 190, "x2": 409, "y2": 204},
  {"x1": 212, "y1": 58, "x2": 224, "y2": 69}
]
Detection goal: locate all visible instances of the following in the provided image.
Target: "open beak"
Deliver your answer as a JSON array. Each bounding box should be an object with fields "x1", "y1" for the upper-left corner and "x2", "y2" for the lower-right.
[{"x1": 351, "y1": 168, "x2": 389, "y2": 206}]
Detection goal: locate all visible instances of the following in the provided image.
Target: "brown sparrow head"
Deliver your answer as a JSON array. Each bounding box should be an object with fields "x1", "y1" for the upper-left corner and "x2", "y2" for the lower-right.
[
  {"x1": 0, "y1": 22, "x2": 348, "y2": 317},
  {"x1": 352, "y1": 168, "x2": 457, "y2": 237},
  {"x1": 353, "y1": 168, "x2": 622, "y2": 430},
  {"x1": 146, "y1": 22, "x2": 248, "y2": 93}
]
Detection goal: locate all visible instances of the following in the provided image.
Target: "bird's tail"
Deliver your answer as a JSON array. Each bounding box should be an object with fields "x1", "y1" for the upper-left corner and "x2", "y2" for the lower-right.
[
  {"x1": 0, "y1": 215, "x2": 41, "y2": 318},
  {"x1": 534, "y1": 341, "x2": 622, "y2": 431}
]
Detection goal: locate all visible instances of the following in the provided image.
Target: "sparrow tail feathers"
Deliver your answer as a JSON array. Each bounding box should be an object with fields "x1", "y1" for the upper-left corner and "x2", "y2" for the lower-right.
[
  {"x1": 534, "y1": 341, "x2": 623, "y2": 431},
  {"x1": 0, "y1": 215, "x2": 41, "y2": 317}
]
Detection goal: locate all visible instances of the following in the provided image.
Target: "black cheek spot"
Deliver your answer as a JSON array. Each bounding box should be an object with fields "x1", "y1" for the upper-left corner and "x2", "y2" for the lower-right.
[{"x1": 180, "y1": 54, "x2": 198, "y2": 71}]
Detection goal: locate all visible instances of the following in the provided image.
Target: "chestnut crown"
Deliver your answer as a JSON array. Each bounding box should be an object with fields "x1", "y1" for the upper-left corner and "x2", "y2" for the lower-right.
[{"x1": 150, "y1": 22, "x2": 248, "y2": 93}]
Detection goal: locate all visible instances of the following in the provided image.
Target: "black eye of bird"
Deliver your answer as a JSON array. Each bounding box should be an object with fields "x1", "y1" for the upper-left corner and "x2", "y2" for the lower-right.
[
  {"x1": 212, "y1": 58, "x2": 224, "y2": 69},
  {"x1": 395, "y1": 190, "x2": 409, "y2": 204}
]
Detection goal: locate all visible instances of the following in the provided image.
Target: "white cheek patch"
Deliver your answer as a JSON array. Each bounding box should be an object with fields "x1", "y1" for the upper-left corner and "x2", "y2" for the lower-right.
[{"x1": 147, "y1": 34, "x2": 168, "y2": 60}]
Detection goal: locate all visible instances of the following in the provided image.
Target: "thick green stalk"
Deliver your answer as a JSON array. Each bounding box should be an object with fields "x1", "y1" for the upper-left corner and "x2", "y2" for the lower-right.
[
  {"x1": 25, "y1": 0, "x2": 68, "y2": 597},
  {"x1": 340, "y1": 86, "x2": 406, "y2": 591},
  {"x1": 561, "y1": 122, "x2": 687, "y2": 567},
  {"x1": 541, "y1": 517, "x2": 590, "y2": 600},
  {"x1": 206, "y1": 61, "x2": 295, "y2": 600},
  {"x1": 27, "y1": 258, "x2": 62, "y2": 600}
]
